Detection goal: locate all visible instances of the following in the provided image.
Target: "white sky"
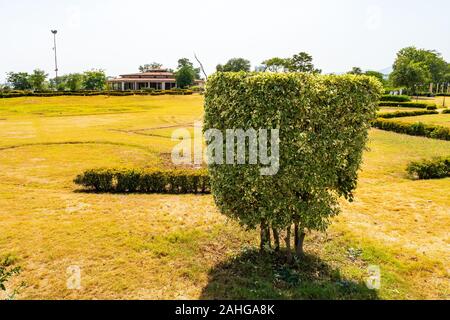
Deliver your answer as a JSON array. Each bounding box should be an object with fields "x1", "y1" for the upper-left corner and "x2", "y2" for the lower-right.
[{"x1": 0, "y1": 0, "x2": 449, "y2": 82}]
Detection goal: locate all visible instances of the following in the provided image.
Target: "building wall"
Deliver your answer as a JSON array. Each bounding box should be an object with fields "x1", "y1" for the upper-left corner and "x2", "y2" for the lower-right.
[{"x1": 108, "y1": 81, "x2": 177, "y2": 91}]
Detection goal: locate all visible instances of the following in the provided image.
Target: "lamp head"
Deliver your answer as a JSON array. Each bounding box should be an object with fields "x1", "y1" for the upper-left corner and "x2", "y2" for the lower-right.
[{"x1": 51, "y1": 30, "x2": 57, "y2": 34}]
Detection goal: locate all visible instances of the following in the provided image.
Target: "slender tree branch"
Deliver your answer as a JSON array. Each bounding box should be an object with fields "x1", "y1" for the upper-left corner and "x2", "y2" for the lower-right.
[{"x1": 194, "y1": 53, "x2": 208, "y2": 80}]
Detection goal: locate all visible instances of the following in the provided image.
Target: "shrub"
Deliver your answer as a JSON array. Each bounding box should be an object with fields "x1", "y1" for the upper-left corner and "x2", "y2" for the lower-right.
[
  {"x1": 204, "y1": 72, "x2": 382, "y2": 257},
  {"x1": 380, "y1": 94, "x2": 411, "y2": 102},
  {"x1": 409, "y1": 91, "x2": 435, "y2": 97},
  {"x1": 165, "y1": 89, "x2": 194, "y2": 95},
  {"x1": 378, "y1": 101, "x2": 436, "y2": 109},
  {"x1": 407, "y1": 156, "x2": 450, "y2": 179},
  {"x1": 371, "y1": 118, "x2": 450, "y2": 140},
  {"x1": 0, "y1": 89, "x2": 195, "y2": 99},
  {"x1": 189, "y1": 85, "x2": 205, "y2": 93},
  {"x1": 441, "y1": 109, "x2": 450, "y2": 114},
  {"x1": 377, "y1": 110, "x2": 438, "y2": 119},
  {"x1": 74, "y1": 168, "x2": 210, "y2": 194},
  {"x1": 0, "y1": 255, "x2": 24, "y2": 299}
]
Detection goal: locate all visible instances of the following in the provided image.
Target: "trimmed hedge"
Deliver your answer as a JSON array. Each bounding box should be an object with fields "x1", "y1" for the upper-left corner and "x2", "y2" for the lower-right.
[
  {"x1": 372, "y1": 118, "x2": 450, "y2": 140},
  {"x1": 74, "y1": 168, "x2": 210, "y2": 194},
  {"x1": 380, "y1": 95, "x2": 411, "y2": 102},
  {"x1": 377, "y1": 110, "x2": 439, "y2": 119},
  {"x1": 0, "y1": 89, "x2": 194, "y2": 99},
  {"x1": 442, "y1": 109, "x2": 450, "y2": 114},
  {"x1": 204, "y1": 72, "x2": 382, "y2": 255},
  {"x1": 378, "y1": 101, "x2": 437, "y2": 109},
  {"x1": 407, "y1": 156, "x2": 450, "y2": 179},
  {"x1": 410, "y1": 92, "x2": 435, "y2": 97}
]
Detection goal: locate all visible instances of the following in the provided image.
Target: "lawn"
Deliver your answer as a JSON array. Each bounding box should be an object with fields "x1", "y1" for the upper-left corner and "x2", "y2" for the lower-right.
[
  {"x1": 414, "y1": 96, "x2": 450, "y2": 108},
  {"x1": 378, "y1": 107, "x2": 424, "y2": 113},
  {"x1": 0, "y1": 95, "x2": 448, "y2": 300},
  {"x1": 391, "y1": 113, "x2": 450, "y2": 128}
]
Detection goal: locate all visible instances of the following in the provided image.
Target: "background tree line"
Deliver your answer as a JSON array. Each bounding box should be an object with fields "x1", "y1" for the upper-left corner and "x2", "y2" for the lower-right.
[
  {"x1": 5, "y1": 69, "x2": 107, "y2": 91},
  {"x1": 215, "y1": 52, "x2": 322, "y2": 74},
  {"x1": 348, "y1": 47, "x2": 449, "y2": 91},
  {"x1": 4, "y1": 46, "x2": 448, "y2": 92},
  {"x1": 216, "y1": 47, "x2": 449, "y2": 93},
  {"x1": 389, "y1": 46, "x2": 449, "y2": 91}
]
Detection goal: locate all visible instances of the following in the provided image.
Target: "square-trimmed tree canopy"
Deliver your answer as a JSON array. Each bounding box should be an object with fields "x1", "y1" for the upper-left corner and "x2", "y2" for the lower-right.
[{"x1": 204, "y1": 72, "x2": 382, "y2": 255}]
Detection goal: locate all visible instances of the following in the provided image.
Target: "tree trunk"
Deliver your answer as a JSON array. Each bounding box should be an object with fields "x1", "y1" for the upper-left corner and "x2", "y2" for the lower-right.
[
  {"x1": 294, "y1": 223, "x2": 306, "y2": 256},
  {"x1": 285, "y1": 225, "x2": 292, "y2": 263},
  {"x1": 260, "y1": 221, "x2": 270, "y2": 251},
  {"x1": 272, "y1": 228, "x2": 280, "y2": 252},
  {"x1": 296, "y1": 231, "x2": 306, "y2": 256}
]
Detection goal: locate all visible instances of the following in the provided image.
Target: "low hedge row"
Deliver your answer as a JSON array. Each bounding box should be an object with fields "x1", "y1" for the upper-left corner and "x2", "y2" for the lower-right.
[
  {"x1": 0, "y1": 89, "x2": 194, "y2": 98},
  {"x1": 442, "y1": 109, "x2": 450, "y2": 114},
  {"x1": 410, "y1": 93, "x2": 449, "y2": 97},
  {"x1": 377, "y1": 110, "x2": 439, "y2": 119},
  {"x1": 371, "y1": 118, "x2": 450, "y2": 140},
  {"x1": 378, "y1": 101, "x2": 437, "y2": 110},
  {"x1": 407, "y1": 156, "x2": 450, "y2": 179},
  {"x1": 380, "y1": 95, "x2": 411, "y2": 102},
  {"x1": 74, "y1": 168, "x2": 210, "y2": 194}
]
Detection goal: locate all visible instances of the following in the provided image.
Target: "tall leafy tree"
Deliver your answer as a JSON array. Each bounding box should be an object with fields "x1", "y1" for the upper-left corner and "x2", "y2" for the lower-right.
[
  {"x1": 204, "y1": 73, "x2": 382, "y2": 256},
  {"x1": 216, "y1": 58, "x2": 251, "y2": 72},
  {"x1": 177, "y1": 58, "x2": 201, "y2": 80},
  {"x1": 65, "y1": 73, "x2": 84, "y2": 91},
  {"x1": 261, "y1": 57, "x2": 290, "y2": 72},
  {"x1": 139, "y1": 62, "x2": 163, "y2": 72},
  {"x1": 364, "y1": 70, "x2": 386, "y2": 86},
  {"x1": 82, "y1": 69, "x2": 106, "y2": 90},
  {"x1": 286, "y1": 52, "x2": 321, "y2": 73},
  {"x1": 261, "y1": 53, "x2": 321, "y2": 74},
  {"x1": 49, "y1": 75, "x2": 68, "y2": 91},
  {"x1": 390, "y1": 60, "x2": 431, "y2": 90},
  {"x1": 28, "y1": 69, "x2": 48, "y2": 91},
  {"x1": 175, "y1": 58, "x2": 196, "y2": 88},
  {"x1": 49, "y1": 73, "x2": 87, "y2": 91},
  {"x1": 390, "y1": 47, "x2": 448, "y2": 88},
  {"x1": 348, "y1": 67, "x2": 363, "y2": 75},
  {"x1": 6, "y1": 72, "x2": 31, "y2": 90}
]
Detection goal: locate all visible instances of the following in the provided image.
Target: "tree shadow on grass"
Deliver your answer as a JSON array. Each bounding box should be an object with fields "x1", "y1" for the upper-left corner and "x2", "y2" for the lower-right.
[{"x1": 200, "y1": 248, "x2": 378, "y2": 300}]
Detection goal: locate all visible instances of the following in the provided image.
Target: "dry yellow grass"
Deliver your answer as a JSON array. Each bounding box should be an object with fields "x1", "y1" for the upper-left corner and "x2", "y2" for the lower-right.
[
  {"x1": 392, "y1": 114, "x2": 450, "y2": 128},
  {"x1": 0, "y1": 95, "x2": 448, "y2": 300},
  {"x1": 414, "y1": 96, "x2": 450, "y2": 108}
]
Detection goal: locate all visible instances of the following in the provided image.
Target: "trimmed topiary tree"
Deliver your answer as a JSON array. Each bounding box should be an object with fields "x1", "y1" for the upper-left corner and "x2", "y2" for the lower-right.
[{"x1": 204, "y1": 72, "x2": 382, "y2": 259}]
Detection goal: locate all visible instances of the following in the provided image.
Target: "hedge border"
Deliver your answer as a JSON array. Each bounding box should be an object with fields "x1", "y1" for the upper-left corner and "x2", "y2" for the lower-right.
[
  {"x1": 371, "y1": 118, "x2": 450, "y2": 140},
  {"x1": 74, "y1": 168, "x2": 210, "y2": 194},
  {"x1": 407, "y1": 156, "x2": 450, "y2": 180},
  {"x1": 380, "y1": 95, "x2": 411, "y2": 102},
  {"x1": 378, "y1": 101, "x2": 437, "y2": 109},
  {"x1": 377, "y1": 110, "x2": 439, "y2": 119},
  {"x1": 0, "y1": 89, "x2": 194, "y2": 99}
]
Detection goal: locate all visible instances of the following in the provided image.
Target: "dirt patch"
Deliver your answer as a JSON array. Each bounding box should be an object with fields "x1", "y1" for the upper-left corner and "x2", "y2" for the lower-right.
[{"x1": 159, "y1": 153, "x2": 206, "y2": 170}]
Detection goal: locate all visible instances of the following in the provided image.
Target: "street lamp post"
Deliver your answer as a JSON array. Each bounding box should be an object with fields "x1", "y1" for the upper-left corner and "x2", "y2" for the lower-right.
[{"x1": 51, "y1": 30, "x2": 59, "y2": 83}]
